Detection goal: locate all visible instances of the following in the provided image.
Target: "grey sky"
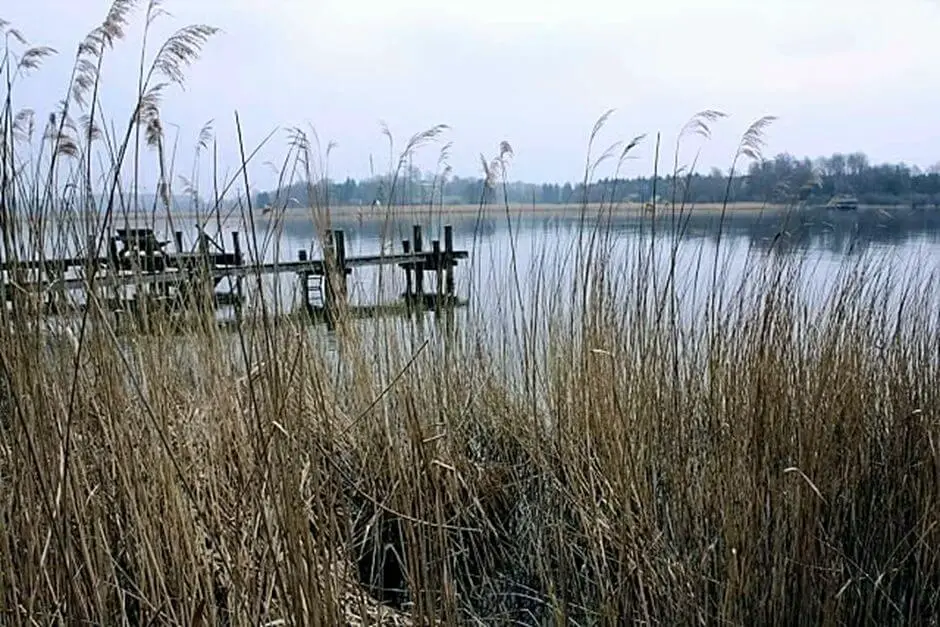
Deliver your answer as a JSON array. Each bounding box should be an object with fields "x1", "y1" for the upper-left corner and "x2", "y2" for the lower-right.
[{"x1": 5, "y1": 0, "x2": 940, "y2": 191}]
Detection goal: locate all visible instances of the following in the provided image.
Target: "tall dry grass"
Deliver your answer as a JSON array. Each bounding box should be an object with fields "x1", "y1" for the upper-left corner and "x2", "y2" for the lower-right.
[{"x1": 2, "y1": 4, "x2": 939, "y2": 625}]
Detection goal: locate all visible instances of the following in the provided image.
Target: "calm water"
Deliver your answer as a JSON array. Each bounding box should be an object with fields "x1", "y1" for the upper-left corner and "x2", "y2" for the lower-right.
[
  {"x1": 14, "y1": 206, "x2": 940, "y2": 331},
  {"x1": 257, "y1": 207, "x2": 940, "y2": 316}
]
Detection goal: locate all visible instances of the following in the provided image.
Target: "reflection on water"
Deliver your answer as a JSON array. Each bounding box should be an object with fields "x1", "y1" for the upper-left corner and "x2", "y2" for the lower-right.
[
  {"x1": 263, "y1": 206, "x2": 940, "y2": 266},
  {"x1": 270, "y1": 206, "x2": 940, "y2": 300}
]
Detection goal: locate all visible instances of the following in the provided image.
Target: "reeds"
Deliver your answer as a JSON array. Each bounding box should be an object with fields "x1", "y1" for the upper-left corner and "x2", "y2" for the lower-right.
[{"x1": 0, "y1": 4, "x2": 938, "y2": 625}]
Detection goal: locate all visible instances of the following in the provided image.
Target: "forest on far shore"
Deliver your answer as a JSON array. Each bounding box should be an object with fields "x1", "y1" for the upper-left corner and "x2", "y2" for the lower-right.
[{"x1": 254, "y1": 152, "x2": 940, "y2": 210}]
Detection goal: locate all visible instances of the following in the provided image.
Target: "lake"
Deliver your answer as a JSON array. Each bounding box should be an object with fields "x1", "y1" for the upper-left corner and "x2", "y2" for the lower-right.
[
  {"x1": 11, "y1": 205, "x2": 940, "y2": 339},
  {"x1": 243, "y1": 206, "x2": 940, "y2": 318}
]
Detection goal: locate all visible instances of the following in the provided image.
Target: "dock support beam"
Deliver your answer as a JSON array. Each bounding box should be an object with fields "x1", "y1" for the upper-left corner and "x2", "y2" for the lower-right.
[
  {"x1": 298, "y1": 249, "x2": 311, "y2": 313},
  {"x1": 402, "y1": 239, "x2": 413, "y2": 302},
  {"x1": 106, "y1": 236, "x2": 121, "y2": 324},
  {"x1": 195, "y1": 226, "x2": 213, "y2": 309},
  {"x1": 432, "y1": 239, "x2": 442, "y2": 305},
  {"x1": 321, "y1": 229, "x2": 347, "y2": 325},
  {"x1": 444, "y1": 225, "x2": 455, "y2": 297},
  {"x1": 232, "y1": 231, "x2": 243, "y2": 306},
  {"x1": 333, "y1": 229, "x2": 347, "y2": 301},
  {"x1": 412, "y1": 224, "x2": 424, "y2": 298}
]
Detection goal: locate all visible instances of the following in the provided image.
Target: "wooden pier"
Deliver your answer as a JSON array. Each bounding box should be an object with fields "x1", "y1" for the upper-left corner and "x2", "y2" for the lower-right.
[{"x1": 0, "y1": 223, "x2": 469, "y2": 325}]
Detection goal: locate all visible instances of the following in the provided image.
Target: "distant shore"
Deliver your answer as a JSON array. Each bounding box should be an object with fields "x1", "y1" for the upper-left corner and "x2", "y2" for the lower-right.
[
  {"x1": 264, "y1": 201, "x2": 780, "y2": 218},
  {"x1": 113, "y1": 202, "x2": 789, "y2": 226},
  {"x1": 23, "y1": 202, "x2": 928, "y2": 232}
]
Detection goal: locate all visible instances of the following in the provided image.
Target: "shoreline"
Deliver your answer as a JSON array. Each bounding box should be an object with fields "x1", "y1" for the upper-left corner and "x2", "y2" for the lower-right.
[
  {"x1": 110, "y1": 202, "x2": 791, "y2": 226},
  {"x1": 14, "y1": 201, "x2": 929, "y2": 231}
]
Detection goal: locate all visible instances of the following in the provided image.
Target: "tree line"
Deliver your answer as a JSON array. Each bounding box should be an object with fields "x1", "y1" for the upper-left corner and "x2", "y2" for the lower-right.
[{"x1": 254, "y1": 153, "x2": 940, "y2": 209}]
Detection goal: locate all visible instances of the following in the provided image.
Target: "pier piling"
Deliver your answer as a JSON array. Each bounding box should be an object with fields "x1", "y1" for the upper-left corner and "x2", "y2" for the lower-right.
[
  {"x1": 231, "y1": 231, "x2": 243, "y2": 304},
  {"x1": 432, "y1": 239, "x2": 442, "y2": 302},
  {"x1": 298, "y1": 249, "x2": 310, "y2": 311},
  {"x1": 444, "y1": 225, "x2": 455, "y2": 297},
  {"x1": 402, "y1": 239, "x2": 413, "y2": 301},
  {"x1": 413, "y1": 225, "x2": 424, "y2": 297}
]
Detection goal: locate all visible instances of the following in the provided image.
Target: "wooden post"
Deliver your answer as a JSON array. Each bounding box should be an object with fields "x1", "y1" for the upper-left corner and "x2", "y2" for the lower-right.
[
  {"x1": 193, "y1": 231, "x2": 209, "y2": 311},
  {"x1": 231, "y1": 231, "x2": 242, "y2": 265},
  {"x1": 231, "y1": 231, "x2": 243, "y2": 305},
  {"x1": 333, "y1": 229, "x2": 347, "y2": 300},
  {"x1": 106, "y1": 235, "x2": 119, "y2": 317},
  {"x1": 402, "y1": 239, "x2": 412, "y2": 301},
  {"x1": 174, "y1": 231, "x2": 184, "y2": 253},
  {"x1": 197, "y1": 228, "x2": 208, "y2": 258},
  {"x1": 322, "y1": 231, "x2": 334, "y2": 316},
  {"x1": 432, "y1": 239, "x2": 442, "y2": 306},
  {"x1": 298, "y1": 249, "x2": 310, "y2": 312},
  {"x1": 412, "y1": 224, "x2": 424, "y2": 297},
  {"x1": 444, "y1": 225, "x2": 455, "y2": 297},
  {"x1": 106, "y1": 235, "x2": 121, "y2": 325}
]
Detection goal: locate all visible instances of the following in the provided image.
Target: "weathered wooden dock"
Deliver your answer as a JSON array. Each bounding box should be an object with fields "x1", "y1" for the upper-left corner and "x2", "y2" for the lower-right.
[{"x1": 0, "y1": 223, "x2": 469, "y2": 324}]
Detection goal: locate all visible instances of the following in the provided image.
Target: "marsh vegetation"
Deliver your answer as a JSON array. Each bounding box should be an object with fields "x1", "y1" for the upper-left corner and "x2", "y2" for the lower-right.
[{"x1": 1, "y1": 4, "x2": 938, "y2": 625}]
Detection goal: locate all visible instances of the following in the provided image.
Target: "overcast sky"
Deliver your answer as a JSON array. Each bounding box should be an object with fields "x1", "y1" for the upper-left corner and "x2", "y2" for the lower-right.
[{"x1": 5, "y1": 0, "x2": 940, "y2": 191}]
